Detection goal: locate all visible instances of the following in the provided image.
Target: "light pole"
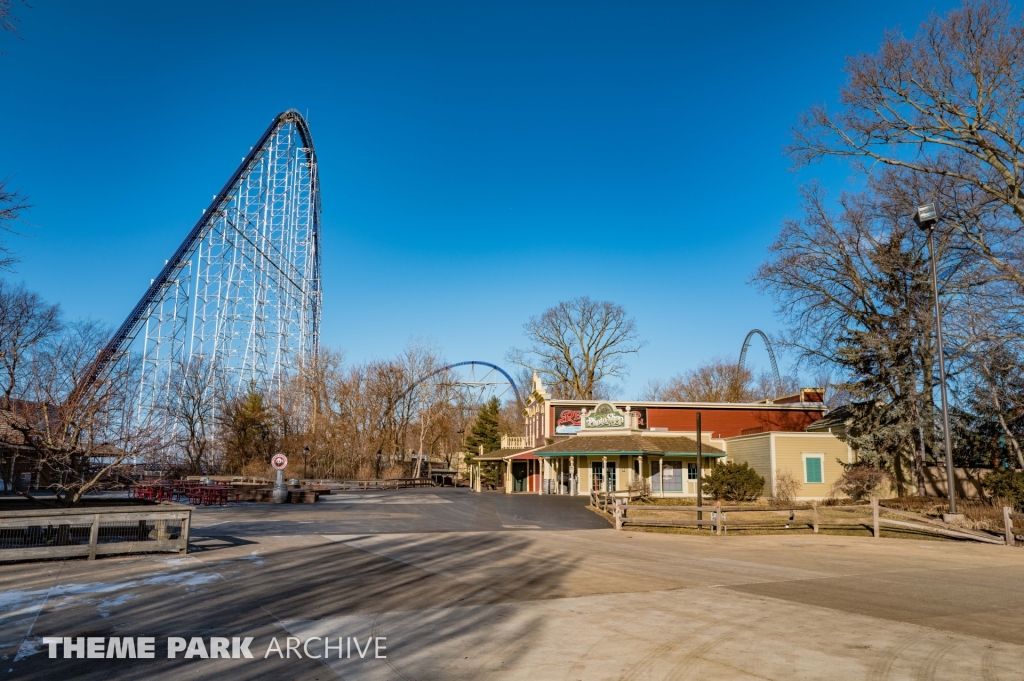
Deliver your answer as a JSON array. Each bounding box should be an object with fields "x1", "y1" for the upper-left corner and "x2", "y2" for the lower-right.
[
  {"x1": 303, "y1": 445, "x2": 310, "y2": 481},
  {"x1": 914, "y1": 202, "x2": 958, "y2": 516}
]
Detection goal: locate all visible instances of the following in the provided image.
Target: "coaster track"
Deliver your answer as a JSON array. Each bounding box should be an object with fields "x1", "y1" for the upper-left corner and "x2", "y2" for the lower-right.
[{"x1": 82, "y1": 110, "x2": 321, "y2": 417}]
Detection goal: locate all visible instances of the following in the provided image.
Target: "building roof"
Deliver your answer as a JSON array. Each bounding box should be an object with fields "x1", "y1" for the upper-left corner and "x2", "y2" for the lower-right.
[
  {"x1": 473, "y1": 447, "x2": 534, "y2": 461},
  {"x1": 543, "y1": 399, "x2": 827, "y2": 411},
  {"x1": 532, "y1": 434, "x2": 725, "y2": 457},
  {"x1": 805, "y1": 404, "x2": 854, "y2": 433},
  {"x1": 0, "y1": 409, "x2": 28, "y2": 446}
]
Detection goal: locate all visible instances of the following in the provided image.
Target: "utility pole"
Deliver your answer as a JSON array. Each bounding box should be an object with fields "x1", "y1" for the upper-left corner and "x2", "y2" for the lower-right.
[{"x1": 696, "y1": 412, "x2": 703, "y2": 527}]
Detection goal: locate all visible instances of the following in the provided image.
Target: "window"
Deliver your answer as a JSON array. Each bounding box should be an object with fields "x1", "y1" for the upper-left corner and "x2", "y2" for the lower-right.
[
  {"x1": 687, "y1": 463, "x2": 698, "y2": 480},
  {"x1": 803, "y1": 454, "x2": 824, "y2": 484},
  {"x1": 659, "y1": 461, "x2": 683, "y2": 491}
]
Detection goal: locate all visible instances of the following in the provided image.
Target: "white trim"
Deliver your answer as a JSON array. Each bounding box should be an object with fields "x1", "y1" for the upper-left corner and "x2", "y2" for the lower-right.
[
  {"x1": 725, "y1": 432, "x2": 845, "y2": 441},
  {"x1": 802, "y1": 453, "x2": 825, "y2": 484}
]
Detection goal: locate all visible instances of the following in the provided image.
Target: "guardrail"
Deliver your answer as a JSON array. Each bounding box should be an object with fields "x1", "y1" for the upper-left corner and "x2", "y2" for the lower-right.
[
  {"x1": 612, "y1": 498, "x2": 1013, "y2": 545},
  {"x1": 0, "y1": 503, "x2": 193, "y2": 563}
]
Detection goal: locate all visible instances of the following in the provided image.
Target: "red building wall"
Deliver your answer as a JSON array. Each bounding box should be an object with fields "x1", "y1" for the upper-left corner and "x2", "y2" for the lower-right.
[
  {"x1": 646, "y1": 407, "x2": 823, "y2": 439},
  {"x1": 542, "y1": 403, "x2": 824, "y2": 439}
]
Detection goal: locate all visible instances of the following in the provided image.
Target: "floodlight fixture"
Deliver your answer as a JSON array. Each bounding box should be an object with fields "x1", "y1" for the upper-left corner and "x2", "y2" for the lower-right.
[{"x1": 915, "y1": 202, "x2": 938, "y2": 228}]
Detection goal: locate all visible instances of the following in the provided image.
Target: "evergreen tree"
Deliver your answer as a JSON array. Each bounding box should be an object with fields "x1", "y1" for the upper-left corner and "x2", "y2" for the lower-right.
[
  {"x1": 465, "y1": 397, "x2": 502, "y2": 455},
  {"x1": 221, "y1": 385, "x2": 278, "y2": 473}
]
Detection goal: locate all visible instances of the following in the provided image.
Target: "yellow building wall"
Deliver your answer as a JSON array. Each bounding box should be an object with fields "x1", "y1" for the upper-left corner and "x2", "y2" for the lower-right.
[
  {"x1": 723, "y1": 434, "x2": 773, "y2": 497},
  {"x1": 771, "y1": 433, "x2": 850, "y2": 500}
]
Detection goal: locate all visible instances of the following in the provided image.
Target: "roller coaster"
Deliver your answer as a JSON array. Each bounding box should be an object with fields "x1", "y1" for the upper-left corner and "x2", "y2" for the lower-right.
[
  {"x1": 84, "y1": 110, "x2": 322, "y2": 418},
  {"x1": 738, "y1": 329, "x2": 782, "y2": 396}
]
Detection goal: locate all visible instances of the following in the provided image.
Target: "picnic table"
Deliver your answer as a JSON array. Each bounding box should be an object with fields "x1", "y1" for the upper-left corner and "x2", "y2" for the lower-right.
[
  {"x1": 184, "y1": 485, "x2": 235, "y2": 506},
  {"x1": 130, "y1": 482, "x2": 175, "y2": 502}
]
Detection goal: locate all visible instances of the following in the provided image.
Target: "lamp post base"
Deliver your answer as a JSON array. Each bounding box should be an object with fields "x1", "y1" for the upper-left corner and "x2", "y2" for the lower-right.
[
  {"x1": 942, "y1": 512, "x2": 964, "y2": 524},
  {"x1": 272, "y1": 469, "x2": 288, "y2": 504}
]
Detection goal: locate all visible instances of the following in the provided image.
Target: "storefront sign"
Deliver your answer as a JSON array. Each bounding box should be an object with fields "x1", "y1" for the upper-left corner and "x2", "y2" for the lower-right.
[
  {"x1": 554, "y1": 404, "x2": 646, "y2": 433},
  {"x1": 632, "y1": 407, "x2": 647, "y2": 429},
  {"x1": 555, "y1": 407, "x2": 585, "y2": 434},
  {"x1": 585, "y1": 403, "x2": 625, "y2": 429}
]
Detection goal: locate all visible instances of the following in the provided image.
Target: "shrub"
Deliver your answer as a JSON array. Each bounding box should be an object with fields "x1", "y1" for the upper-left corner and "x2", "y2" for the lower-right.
[
  {"x1": 772, "y1": 469, "x2": 800, "y2": 504},
  {"x1": 983, "y1": 468, "x2": 1024, "y2": 511},
  {"x1": 701, "y1": 462, "x2": 764, "y2": 501},
  {"x1": 830, "y1": 461, "x2": 888, "y2": 501}
]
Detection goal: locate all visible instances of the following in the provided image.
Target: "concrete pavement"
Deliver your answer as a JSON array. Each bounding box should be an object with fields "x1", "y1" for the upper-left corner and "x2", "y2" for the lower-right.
[{"x1": 3, "y1": 488, "x2": 1024, "y2": 680}]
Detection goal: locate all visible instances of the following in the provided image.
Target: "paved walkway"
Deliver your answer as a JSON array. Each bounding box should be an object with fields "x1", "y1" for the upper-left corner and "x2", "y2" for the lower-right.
[{"x1": 3, "y1": 488, "x2": 1024, "y2": 680}]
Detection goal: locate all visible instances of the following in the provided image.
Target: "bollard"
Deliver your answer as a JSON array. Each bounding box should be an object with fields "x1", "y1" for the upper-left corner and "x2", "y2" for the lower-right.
[
  {"x1": 872, "y1": 498, "x2": 879, "y2": 538},
  {"x1": 812, "y1": 502, "x2": 819, "y2": 534}
]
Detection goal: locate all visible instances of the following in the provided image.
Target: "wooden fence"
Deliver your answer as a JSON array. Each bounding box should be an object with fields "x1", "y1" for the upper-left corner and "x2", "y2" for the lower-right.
[
  {"x1": 612, "y1": 497, "x2": 1015, "y2": 545},
  {"x1": 590, "y1": 489, "x2": 646, "y2": 513},
  {"x1": 0, "y1": 503, "x2": 193, "y2": 563},
  {"x1": 1004, "y1": 507, "x2": 1024, "y2": 546}
]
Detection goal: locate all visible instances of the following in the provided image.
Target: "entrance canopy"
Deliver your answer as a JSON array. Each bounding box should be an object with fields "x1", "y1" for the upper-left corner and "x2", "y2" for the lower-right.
[{"x1": 531, "y1": 434, "x2": 726, "y2": 458}]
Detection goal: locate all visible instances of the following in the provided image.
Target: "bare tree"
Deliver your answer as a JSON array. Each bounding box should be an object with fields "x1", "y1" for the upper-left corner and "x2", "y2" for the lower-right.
[
  {"x1": 752, "y1": 179, "x2": 975, "y2": 494},
  {"x1": 508, "y1": 297, "x2": 645, "y2": 399},
  {"x1": 790, "y1": 0, "x2": 1024, "y2": 304},
  {"x1": 164, "y1": 355, "x2": 223, "y2": 475},
  {"x1": 0, "y1": 0, "x2": 27, "y2": 45},
  {"x1": 639, "y1": 357, "x2": 800, "y2": 403},
  {"x1": 0, "y1": 280, "x2": 60, "y2": 409},
  {"x1": 14, "y1": 321, "x2": 160, "y2": 505},
  {"x1": 0, "y1": 178, "x2": 30, "y2": 270}
]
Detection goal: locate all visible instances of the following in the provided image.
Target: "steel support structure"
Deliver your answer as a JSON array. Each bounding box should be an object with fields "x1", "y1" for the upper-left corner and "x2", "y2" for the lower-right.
[{"x1": 90, "y1": 110, "x2": 320, "y2": 422}]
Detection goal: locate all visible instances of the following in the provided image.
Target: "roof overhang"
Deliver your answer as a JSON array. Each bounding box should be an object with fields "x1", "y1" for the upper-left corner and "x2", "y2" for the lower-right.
[{"x1": 537, "y1": 451, "x2": 727, "y2": 458}]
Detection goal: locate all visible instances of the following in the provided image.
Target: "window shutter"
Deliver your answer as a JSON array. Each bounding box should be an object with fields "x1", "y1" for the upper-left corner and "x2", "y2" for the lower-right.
[{"x1": 806, "y1": 457, "x2": 823, "y2": 484}]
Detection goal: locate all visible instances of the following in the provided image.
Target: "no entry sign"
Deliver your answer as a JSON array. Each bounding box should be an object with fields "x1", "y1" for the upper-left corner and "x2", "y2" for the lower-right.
[{"x1": 271, "y1": 453, "x2": 288, "y2": 470}]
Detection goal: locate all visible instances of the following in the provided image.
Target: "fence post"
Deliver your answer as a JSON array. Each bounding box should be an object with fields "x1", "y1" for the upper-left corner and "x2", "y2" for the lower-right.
[
  {"x1": 715, "y1": 501, "x2": 722, "y2": 536},
  {"x1": 88, "y1": 514, "x2": 100, "y2": 561},
  {"x1": 179, "y1": 511, "x2": 191, "y2": 555},
  {"x1": 1004, "y1": 506, "x2": 1015, "y2": 547},
  {"x1": 812, "y1": 502, "x2": 819, "y2": 534},
  {"x1": 614, "y1": 497, "x2": 623, "y2": 531},
  {"x1": 872, "y1": 498, "x2": 879, "y2": 539}
]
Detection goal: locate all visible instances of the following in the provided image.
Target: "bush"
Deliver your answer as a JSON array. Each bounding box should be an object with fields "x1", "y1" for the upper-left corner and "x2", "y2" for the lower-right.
[
  {"x1": 830, "y1": 461, "x2": 888, "y2": 501},
  {"x1": 772, "y1": 469, "x2": 800, "y2": 504},
  {"x1": 983, "y1": 468, "x2": 1024, "y2": 510},
  {"x1": 701, "y1": 462, "x2": 764, "y2": 501}
]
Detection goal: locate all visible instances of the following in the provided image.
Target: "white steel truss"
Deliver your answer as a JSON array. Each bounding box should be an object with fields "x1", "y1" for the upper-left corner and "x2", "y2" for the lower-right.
[{"x1": 98, "y1": 110, "x2": 320, "y2": 420}]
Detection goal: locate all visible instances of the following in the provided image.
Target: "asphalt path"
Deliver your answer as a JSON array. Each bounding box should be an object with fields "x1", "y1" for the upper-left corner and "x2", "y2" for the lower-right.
[
  {"x1": 5, "y1": 488, "x2": 1024, "y2": 680},
  {"x1": 190, "y1": 487, "x2": 609, "y2": 539}
]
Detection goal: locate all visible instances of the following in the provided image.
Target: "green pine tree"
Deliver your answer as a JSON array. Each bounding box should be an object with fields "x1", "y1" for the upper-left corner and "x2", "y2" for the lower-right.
[{"x1": 465, "y1": 397, "x2": 502, "y2": 455}]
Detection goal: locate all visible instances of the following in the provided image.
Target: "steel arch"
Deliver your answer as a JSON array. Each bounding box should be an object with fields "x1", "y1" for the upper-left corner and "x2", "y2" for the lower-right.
[
  {"x1": 407, "y1": 361, "x2": 522, "y2": 405},
  {"x1": 738, "y1": 329, "x2": 783, "y2": 396}
]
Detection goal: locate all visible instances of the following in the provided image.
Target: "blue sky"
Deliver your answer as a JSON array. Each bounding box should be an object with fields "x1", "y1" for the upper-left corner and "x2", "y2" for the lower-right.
[{"x1": 0, "y1": 1, "x2": 961, "y2": 397}]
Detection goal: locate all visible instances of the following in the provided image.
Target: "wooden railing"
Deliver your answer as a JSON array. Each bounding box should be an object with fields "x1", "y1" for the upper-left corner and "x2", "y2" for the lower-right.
[
  {"x1": 612, "y1": 498, "x2": 1014, "y2": 545},
  {"x1": 328, "y1": 478, "x2": 437, "y2": 491},
  {"x1": 0, "y1": 503, "x2": 193, "y2": 563},
  {"x1": 590, "y1": 489, "x2": 645, "y2": 513}
]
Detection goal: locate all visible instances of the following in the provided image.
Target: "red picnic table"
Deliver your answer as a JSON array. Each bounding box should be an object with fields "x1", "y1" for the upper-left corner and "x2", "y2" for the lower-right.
[
  {"x1": 130, "y1": 482, "x2": 175, "y2": 502},
  {"x1": 185, "y1": 485, "x2": 235, "y2": 506}
]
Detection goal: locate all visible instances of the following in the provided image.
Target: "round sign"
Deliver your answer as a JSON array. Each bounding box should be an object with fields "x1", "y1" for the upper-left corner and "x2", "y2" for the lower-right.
[{"x1": 271, "y1": 453, "x2": 288, "y2": 470}]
